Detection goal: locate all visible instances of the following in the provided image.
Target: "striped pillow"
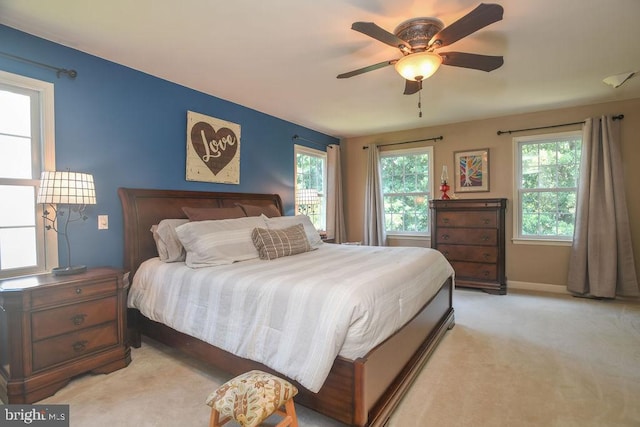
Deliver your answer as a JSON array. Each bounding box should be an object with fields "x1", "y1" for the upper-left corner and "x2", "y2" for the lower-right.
[
  {"x1": 251, "y1": 223, "x2": 312, "y2": 260},
  {"x1": 175, "y1": 216, "x2": 266, "y2": 267}
]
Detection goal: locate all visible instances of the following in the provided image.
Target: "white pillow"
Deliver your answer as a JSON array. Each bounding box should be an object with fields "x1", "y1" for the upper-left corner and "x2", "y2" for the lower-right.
[
  {"x1": 175, "y1": 216, "x2": 267, "y2": 268},
  {"x1": 263, "y1": 214, "x2": 323, "y2": 248},
  {"x1": 151, "y1": 219, "x2": 189, "y2": 262}
]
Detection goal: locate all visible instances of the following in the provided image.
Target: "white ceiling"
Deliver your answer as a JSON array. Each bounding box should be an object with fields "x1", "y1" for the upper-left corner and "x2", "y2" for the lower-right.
[{"x1": 1, "y1": 0, "x2": 640, "y2": 139}]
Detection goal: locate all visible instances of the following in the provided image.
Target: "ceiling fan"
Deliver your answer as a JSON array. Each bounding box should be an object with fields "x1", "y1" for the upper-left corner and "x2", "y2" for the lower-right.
[{"x1": 337, "y1": 3, "x2": 504, "y2": 96}]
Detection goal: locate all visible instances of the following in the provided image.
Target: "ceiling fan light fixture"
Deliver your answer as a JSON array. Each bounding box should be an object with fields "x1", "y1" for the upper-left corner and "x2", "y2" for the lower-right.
[{"x1": 395, "y1": 52, "x2": 443, "y2": 82}]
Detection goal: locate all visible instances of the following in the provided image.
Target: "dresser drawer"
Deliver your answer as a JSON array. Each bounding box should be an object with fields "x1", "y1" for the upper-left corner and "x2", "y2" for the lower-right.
[
  {"x1": 438, "y1": 245, "x2": 498, "y2": 263},
  {"x1": 437, "y1": 211, "x2": 497, "y2": 228},
  {"x1": 31, "y1": 296, "x2": 117, "y2": 341},
  {"x1": 451, "y1": 261, "x2": 497, "y2": 282},
  {"x1": 31, "y1": 278, "x2": 116, "y2": 309},
  {"x1": 436, "y1": 228, "x2": 497, "y2": 246},
  {"x1": 32, "y1": 322, "x2": 118, "y2": 371}
]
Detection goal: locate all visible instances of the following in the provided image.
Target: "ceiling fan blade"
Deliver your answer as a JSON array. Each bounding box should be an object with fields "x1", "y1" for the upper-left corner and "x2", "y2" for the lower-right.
[
  {"x1": 441, "y1": 52, "x2": 503, "y2": 72},
  {"x1": 429, "y1": 3, "x2": 503, "y2": 48},
  {"x1": 403, "y1": 80, "x2": 422, "y2": 95},
  {"x1": 351, "y1": 22, "x2": 411, "y2": 51},
  {"x1": 337, "y1": 60, "x2": 396, "y2": 79}
]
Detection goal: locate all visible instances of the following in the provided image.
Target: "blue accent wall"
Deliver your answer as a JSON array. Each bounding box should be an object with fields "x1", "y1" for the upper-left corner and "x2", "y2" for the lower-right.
[{"x1": 0, "y1": 24, "x2": 338, "y2": 270}]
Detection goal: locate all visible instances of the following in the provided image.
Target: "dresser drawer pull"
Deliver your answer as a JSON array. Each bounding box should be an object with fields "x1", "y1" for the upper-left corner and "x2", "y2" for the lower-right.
[
  {"x1": 71, "y1": 313, "x2": 87, "y2": 326},
  {"x1": 481, "y1": 235, "x2": 490, "y2": 241},
  {"x1": 483, "y1": 271, "x2": 490, "y2": 277},
  {"x1": 483, "y1": 253, "x2": 491, "y2": 260},
  {"x1": 442, "y1": 250, "x2": 449, "y2": 256},
  {"x1": 443, "y1": 218, "x2": 450, "y2": 224},
  {"x1": 441, "y1": 234, "x2": 449, "y2": 240},
  {"x1": 72, "y1": 340, "x2": 88, "y2": 353},
  {"x1": 75, "y1": 288, "x2": 82, "y2": 294},
  {"x1": 483, "y1": 219, "x2": 490, "y2": 225}
]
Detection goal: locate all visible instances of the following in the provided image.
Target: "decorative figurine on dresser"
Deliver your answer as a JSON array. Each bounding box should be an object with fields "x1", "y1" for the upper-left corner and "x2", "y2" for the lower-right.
[
  {"x1": 429, "y1": 198, "x2": 507, "y2": 294},
  {"x1": 0, "y1": 267, "x2": 131, "y2": 403}
]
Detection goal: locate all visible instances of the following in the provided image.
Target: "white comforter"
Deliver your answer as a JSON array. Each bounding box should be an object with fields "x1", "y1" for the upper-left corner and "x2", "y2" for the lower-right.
[{"x1": 128, "y1": 243, "x2": 454, "y2": 392}]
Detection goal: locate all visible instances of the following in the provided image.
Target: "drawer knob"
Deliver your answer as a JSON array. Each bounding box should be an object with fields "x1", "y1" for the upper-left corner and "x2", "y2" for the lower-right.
[
  {"x1": 75, "y1": 288, "x2": 82, "y2": 294},
  {"x1": 483, "y1": 219, "x2": 490, "y2": 225},
  {"x1": 442, "y1": 251, "x2": 449, "y2": 256},
  {"x1": 443, "y1": 218, "x2": 450, "y2": 224},
  {"x1": 72, "y1": 340, "x2": 88, "y2": 353},
  {"x1": 483, "y1": 271, "x2": 490, "y2": 277},
  {"x1": 441, "y1": 234, "x2": 450, "y2": 240},
  {"x1": 481, "y1": 235, "x2": 489, "y2": 241},
  {"x1": 483, "y1": 253, "x2": 491, "y2": 260},
  {"x1": 71, "y1": 313, "x2": 87, "y2": 326}
]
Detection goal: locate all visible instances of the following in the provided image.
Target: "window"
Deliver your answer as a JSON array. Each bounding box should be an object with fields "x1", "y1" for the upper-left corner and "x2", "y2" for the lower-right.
[
  {"x1": 294, "y1": 145, "x2": 326, "y2": 233},
  {"x1": 513, "y1": 130, "x2": 582, "y2": 243},
  {"x1": 0, "y1": 71, "x2": 56, "y2": 278},
  {"x1": 380, "y1": 146, "x2": 434, "y2": 235}
]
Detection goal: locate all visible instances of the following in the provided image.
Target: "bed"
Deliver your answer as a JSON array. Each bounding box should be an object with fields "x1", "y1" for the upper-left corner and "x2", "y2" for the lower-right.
[{"x1": 119, "y1": 187, "x2": 455, "y2": 427}]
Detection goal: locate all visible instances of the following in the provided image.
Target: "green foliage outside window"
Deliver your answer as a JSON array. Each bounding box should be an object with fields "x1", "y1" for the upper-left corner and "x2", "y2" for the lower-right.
[
  {"x1": 381, "y1": 152, "x2": 430, "y2": 233},
  {"x1": 295, "y1": 150, "x2": 326, "y2": 231},
  {"x1": 519, "y1": 136, "x2": 581, "y2": 238}
]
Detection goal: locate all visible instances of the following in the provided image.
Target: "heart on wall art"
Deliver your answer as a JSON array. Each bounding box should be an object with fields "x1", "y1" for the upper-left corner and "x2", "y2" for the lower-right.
[{"x1": 186, "y1": 111, "x2": 241, "y2": 184}]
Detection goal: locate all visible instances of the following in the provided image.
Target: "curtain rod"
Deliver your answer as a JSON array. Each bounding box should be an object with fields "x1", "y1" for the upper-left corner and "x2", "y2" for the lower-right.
[
  {"x1": 0, "y1": 51, "x2": 78, "y2": 79},
  {"x1": 497, "y1": 114, "x2": 624, "y2": 136},
  {"x1": 292, "y1": 134, "x2": 334, "y2": 149},
  {"x1": 362, "y1": 135, "x2": 443, "y2": 149}
]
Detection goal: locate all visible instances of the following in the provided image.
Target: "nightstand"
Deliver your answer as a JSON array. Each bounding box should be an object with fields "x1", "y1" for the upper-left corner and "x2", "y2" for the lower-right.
[{"x1": 0, "y1": 267, "x2": 131, "y2": 403}]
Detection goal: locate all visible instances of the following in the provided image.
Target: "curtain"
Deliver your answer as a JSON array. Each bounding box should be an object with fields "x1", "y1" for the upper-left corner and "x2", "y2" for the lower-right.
[
  {"x1": 363, "y1": 144, "x2": 386, "y2": 246},
  {"x1": 326, "y1": 144, "x2": 346, "y2": 243},
  {"x1": 567, "y1": 116, "x2": 639, "y2": 297}
]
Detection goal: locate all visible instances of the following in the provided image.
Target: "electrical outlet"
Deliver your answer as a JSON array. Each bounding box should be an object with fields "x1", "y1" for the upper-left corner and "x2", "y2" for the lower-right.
[{"x1": 98, "y1": 215, "x2": 109, "y2": 230}]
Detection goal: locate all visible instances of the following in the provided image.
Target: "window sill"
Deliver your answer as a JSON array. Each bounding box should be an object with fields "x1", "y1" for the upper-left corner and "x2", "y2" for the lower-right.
[
  {"x1": 512, "y1": 238, "x2": 572, "y2": 247},
  {"x1": 386, "y1": 234, "x2": 430, "y2": 241}
]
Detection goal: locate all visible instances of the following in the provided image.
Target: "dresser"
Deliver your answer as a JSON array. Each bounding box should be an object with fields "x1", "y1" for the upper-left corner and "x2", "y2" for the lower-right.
[
  {"x1": 0, "y1": 267, "x2": 131, "y2": 403},
  {"x1": 429, "y1": 198, "x2": 507, "y2": 294}
]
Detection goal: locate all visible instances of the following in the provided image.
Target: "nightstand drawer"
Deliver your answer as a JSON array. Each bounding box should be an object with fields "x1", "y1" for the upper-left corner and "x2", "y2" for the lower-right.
[
  {"x1": 437, "y1": 211, "x2": 497, "y2": 228},
  {"x1": 438, "y1": 245, "x2": 498, "y2": 263},
  {"x1": 31, "y1": 278, "x2": 116, "y2": 309},
  {"x1": 450, "y1": 261, "x2": 497, "y2": 282},
  {"x1": 436, "y1": 228, "x2": 497, "y2": 245},
  {"x1": 31, "y1": 296, "x2": 117, "y2": 341},
  {"x1": 32, "y1": 322, "x2": 118, "y2": 371},
  {"x1": 1, "y1": 267, "x2": 130, "y2": 403}
]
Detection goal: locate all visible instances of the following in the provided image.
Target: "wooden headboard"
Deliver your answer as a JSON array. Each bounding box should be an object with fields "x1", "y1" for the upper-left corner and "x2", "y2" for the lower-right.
[{"x1": 118, "y1": 188, "x2": 284, "y2": 277}]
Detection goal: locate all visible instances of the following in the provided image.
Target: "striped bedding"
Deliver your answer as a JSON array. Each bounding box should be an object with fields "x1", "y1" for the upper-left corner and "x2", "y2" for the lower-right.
[{"x1": 128, "y1": 243, "x2": 454, "y2": 392}]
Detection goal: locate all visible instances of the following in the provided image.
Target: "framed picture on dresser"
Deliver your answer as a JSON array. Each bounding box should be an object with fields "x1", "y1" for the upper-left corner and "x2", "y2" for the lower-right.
[{"x1": 454, "y1": 148, "x2": 489, "y2": 192}]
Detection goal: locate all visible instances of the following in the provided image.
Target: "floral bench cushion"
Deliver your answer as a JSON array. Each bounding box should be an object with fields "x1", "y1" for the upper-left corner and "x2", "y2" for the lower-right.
[{"x1": 206, "y1": 370, "x2": 298, "y2": 427}]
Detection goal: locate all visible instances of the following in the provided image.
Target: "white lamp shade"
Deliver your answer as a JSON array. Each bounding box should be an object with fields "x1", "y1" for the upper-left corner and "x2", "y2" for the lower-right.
[
  {"x1": 37, "y1": 171, "x2": 97, "y2": 205},
  {"x1": 395, "y1": 52, "x2": 443, "y2": 82}
]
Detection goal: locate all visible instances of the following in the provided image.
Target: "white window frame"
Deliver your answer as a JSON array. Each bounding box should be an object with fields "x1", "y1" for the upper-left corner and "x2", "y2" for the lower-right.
[
  {"x1": 294, "y1": 144, "x2": 327, "y2": 232},
  {"x1": 512, "y1": 130, "x2": 582, "y2": 246},
  {"x1": 380, "y1": 146, "x2": 434, "y2": 237},
  {"x1": 0, "y1": 70, "x2": 57, "y2": 278}
]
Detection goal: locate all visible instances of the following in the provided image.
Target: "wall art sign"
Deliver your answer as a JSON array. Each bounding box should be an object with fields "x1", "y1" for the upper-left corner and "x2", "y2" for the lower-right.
[
  {"x1": 186, "y1": 111, "x2": 240, "y2": 184},
  {"x1": 454, "y1": 148, "x2": 489, "y2": 192}
]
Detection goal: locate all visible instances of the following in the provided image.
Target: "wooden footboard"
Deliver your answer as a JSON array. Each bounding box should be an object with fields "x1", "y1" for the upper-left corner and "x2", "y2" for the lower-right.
[
  {"x1": 129, "y1": 276, "x2": 453, "y2": 426},
  {"x1": 119, "y1": 187, "x2": 455, "y2": 426}
]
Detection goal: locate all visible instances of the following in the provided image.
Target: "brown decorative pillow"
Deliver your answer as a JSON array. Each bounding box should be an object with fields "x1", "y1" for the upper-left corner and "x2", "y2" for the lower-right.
[
  {"x1": 181, "y1": 206, "x2": 246, "y2": 221},
  {"x1": 251, "y1": 223, "x2": 312, "y2": 260},
  {"x1": 236, "y1": 203, "x2": 281, "y2": 218}
]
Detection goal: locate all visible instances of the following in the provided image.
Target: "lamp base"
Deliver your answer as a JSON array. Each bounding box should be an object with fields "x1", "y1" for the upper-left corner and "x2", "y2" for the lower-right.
[{"x1": 52, "y1": 265, "x2": 87, "y2": 276}]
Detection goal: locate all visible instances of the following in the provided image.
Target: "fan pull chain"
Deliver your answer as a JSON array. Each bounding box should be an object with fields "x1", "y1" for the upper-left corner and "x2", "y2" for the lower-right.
[{"x1": 418, "y1": 89, "x2": 422, "y2": 118}]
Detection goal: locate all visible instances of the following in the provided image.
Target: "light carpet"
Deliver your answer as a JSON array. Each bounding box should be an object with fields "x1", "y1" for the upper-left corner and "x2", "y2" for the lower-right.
[{"x1": 36, "y1": 288, "x2": 640, "y2": 426}]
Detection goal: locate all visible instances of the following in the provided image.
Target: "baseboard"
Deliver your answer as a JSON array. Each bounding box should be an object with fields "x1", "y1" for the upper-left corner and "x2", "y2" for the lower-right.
[
  {"x1": 507, "y1": 281, "x2": 640, "y2": 301},
  {"x1": 507, "y1": 280, "x2": 569, "y2": 294}
]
